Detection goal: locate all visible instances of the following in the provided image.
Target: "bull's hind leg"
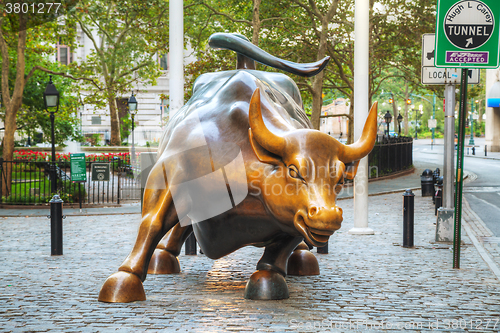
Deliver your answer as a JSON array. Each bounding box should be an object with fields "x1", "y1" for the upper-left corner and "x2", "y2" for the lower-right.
[
  {"x1": 148, "y1": 222, "x2": 193, "y2": 274},
  {"x1": 287, "y1": 241, "x2": 320, "y2": 276},
  {"x1": 245, "y1": 236, "x2": 302, "y2": 300},
  {"x1": 98, "y1": 162, "x2": 187, "y2": 303}
]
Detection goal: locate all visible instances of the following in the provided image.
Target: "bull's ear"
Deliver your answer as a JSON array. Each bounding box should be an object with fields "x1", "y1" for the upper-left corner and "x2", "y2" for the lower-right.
[
  {"x1": 344, "y1": 161, "x2": 360, "y2": 180},
  {"x1": 249, "y1": 129, "x2": 282, "y2": 166}
]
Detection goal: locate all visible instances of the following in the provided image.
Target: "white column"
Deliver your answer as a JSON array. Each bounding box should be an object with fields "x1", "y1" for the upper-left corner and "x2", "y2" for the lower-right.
[
  {"x1": 349, "y1": 0, "x2": 374, "y2": 235},
  {"x1": 169, "y1": 0, "x2": 184, "y2": 116},
  {"x1": 443, "y1": 84, "x2": 455, "y2": 209}
]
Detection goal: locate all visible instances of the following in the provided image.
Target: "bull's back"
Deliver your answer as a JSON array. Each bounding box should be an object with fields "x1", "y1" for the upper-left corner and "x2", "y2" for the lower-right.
[{"x1": 158, "y1": 70, "x2": 311, "y2": 157}]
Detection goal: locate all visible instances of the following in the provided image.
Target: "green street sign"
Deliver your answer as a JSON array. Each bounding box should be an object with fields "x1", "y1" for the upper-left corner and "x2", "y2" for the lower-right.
[
  {"x1": 70, "y1": 153, "x2": 87, "y2": 182},
  {"x1": 435, "y1": 0, "x2": 500, "y2": 68}
]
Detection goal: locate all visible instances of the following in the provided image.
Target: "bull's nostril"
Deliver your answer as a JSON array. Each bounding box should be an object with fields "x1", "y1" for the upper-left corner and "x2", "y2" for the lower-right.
[{"x1": 309, "y1": 207, "x2": 318, "y2": 217}]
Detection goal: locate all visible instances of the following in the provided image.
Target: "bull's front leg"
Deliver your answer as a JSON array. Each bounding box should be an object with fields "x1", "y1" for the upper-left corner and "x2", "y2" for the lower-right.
[
  {"x1": 287, "y1": 241, "x2": 320, "y2": 276},
  {"x1": 245, "y1": 235, "x2": 303, "y2": 300},
  {"x1": 98, "y1": 162, "x2": 186, "y2": 303}
]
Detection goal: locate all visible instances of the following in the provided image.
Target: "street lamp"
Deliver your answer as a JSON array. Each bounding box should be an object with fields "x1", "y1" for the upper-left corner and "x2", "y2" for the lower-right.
[
  {"x1": 397, "y1": 114, "x2": 403, "y2": 136},
  {"x1": 469, "y1": 99, "x2": 479, "y2": 145},
  {"x1": 128, "y1": 92, "x2": 138, "y2": 166},
  {"x1": 43, "y1": 76, "x2": 60, "y2": 193},
  {"x1": 384, "y1": 110, "x2": 392, "y2": 136},
  {"x1": 415, "y1": 104, "x2": 423, "y2": 139}
]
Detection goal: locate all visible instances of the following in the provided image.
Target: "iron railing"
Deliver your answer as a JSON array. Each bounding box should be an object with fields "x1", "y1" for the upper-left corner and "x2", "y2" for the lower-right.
[
  {"x1": 0, "y1": 157, "x2": 140, "y2": 205},
  {"x1": 368, "y1": 135, "x2": 413, "y2": 178}
]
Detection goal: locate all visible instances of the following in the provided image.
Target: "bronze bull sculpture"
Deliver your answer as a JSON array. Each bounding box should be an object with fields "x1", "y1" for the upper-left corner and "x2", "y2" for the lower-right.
[{"x1": 99, "y1": 33, "x2": 377, "y2": 302}]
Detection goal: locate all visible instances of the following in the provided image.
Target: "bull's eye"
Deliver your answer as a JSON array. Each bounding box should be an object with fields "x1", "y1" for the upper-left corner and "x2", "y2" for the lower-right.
[{"x1": 288, "y1": 165, "x2": 305, "y2": 183}]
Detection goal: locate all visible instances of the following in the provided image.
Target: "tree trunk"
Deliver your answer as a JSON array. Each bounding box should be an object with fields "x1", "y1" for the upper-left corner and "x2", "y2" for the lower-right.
[
  {"x1": 348, "y1": 94, "x2": 354, "y2": 144},
  {"x1": 108, "y1": 93, "x2": 121, "y2": 146},
  {"x1": 1, "y1": 19, "x2": 27, "y2": 195},
  {"x1": 310, "y1": 72, "x2": 325, "y2": 130},
  {"x1": 251, "y1": 0, "x2": 262, "y2": 46},
  {"x1": 1, "y1": 105, "x2": 17, "y2": 195},
  {"x1": 403, "y1": 84, "x2": 410, "y2": 136}
]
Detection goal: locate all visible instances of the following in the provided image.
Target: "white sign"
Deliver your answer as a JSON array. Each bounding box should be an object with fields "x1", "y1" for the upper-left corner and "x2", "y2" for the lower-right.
[
  {"x1": 422, "y1": 67, "x2": 480, "y2": 84},
  {"x1": 428, "y1": 119, "x2": 437, "y2": 129},
  {"x1": 444, "y1": 1, "x2": 494, "y2": 50},
  {"x1": 421, "y1": 33, "x2": 480, "y2": 85}
]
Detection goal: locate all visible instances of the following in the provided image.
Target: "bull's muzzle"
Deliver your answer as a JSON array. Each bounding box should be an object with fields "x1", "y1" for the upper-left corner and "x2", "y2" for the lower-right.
[{"x1": 293, "y1": 206, "x2": 343, "y2": 247}]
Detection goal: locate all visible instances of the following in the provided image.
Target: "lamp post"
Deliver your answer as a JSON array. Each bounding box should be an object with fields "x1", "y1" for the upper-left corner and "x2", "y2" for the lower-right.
[
  {"x1": 415, "y1": 104, "x2": 423, "y2": 139},
  {"x1": 397, "y1": 114, "x2": 403, "y2": 136},
  {"x1": 43, "y1": 76, "x2": 60, "y2": 193},
  {"x1": 384, "y1": 110, "x2": 392, "y2": 137},
  {"x1": 128, "y1": 93, "x2": 138, "y2": 167},
  {"x1": 468, "y1": 99, "x2": 478, "y2": 145}
]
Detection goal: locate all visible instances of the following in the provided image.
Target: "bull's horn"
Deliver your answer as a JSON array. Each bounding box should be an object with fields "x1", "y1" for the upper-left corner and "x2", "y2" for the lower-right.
[
  {"x1": 339, "y1": 102, "x2": 378, "y2": 164},
  {"x1": 248, "y1": 88, "x2": 286, "y2": 156}
]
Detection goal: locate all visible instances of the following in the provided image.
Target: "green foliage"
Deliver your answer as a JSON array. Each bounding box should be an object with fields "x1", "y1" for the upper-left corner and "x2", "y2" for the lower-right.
[
  {"x1": 5, "y1": 178, "x2": 86, "y2": 204},
  {"x1": 120, "y1": 113, "x2": 132, "y2": 145},
  {"x1": 65, "y1": 0, "x2": 169, "y2": 144}
]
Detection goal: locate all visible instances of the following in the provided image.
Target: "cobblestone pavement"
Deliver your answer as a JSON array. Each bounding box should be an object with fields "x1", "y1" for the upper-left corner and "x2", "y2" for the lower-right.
[{"x1": 1, "y1": 191, "x2": 500, "y2": 332}]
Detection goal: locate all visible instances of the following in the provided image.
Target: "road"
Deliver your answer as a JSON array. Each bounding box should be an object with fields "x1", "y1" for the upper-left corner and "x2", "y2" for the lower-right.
[{"x1": 413, "y1": 138, "x2": 500, "y2": 236}]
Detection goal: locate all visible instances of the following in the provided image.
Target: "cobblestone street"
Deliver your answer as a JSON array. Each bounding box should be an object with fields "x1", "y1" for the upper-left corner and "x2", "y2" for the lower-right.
[{"x1": 1, "y1": 191, "x2": 499, "y2": 332}]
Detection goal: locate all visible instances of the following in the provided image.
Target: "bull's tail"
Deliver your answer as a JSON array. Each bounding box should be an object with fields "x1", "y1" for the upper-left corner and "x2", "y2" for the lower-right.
[{"x1": 208, "y1": 32, "x2": 329, "y2": 77}]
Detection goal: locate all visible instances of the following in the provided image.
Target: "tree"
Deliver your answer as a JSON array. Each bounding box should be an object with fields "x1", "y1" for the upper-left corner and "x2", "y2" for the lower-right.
[
  {"x1": 66, "y1": 0, "x2": 169, "y2": 146},
  {"x1": 14, "y1": 67, "x2": 84, "y2": 146},
  {"x1": 0, "y1": 1, "x2": 78, "y2": 193},
  {"x1": 187, "y1": 0, "x2": 436, "y2": 143}
]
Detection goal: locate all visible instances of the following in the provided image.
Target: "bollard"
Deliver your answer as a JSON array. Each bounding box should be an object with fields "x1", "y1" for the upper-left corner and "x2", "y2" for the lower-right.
[
  {"x1": 432, "y1": 169, "x2": 440, "y2": 205},
  {"x1": 472, "y1": 146, "x2": 475, "y2": 155},
  {"x1": 317, "y1": 243, "x2": 328, "y2": 254},
  {"x1": 403, "y1": 189, "x2": 414, "y2": 248},
  {"x1": 185, "y1": 233, "x2": 197, "y2": 255},
  {"x1": 48, "y1": 194, "x2": 65, "y2": 255},
  {"x1": 434, "y1": 176, "x2": 443, "y2": 216},
  {"x1": 485, "y1": 145, "x2": 487, "y2": 156}
]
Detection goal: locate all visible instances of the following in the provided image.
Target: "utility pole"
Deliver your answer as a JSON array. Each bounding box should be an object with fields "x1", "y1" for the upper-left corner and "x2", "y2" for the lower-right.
[
  {"x1": 169, "y1": 0, "x2": 184, "y2": 116},
  {"x1": 350, "y1": 0, "x2": 374, "y2": 235}
]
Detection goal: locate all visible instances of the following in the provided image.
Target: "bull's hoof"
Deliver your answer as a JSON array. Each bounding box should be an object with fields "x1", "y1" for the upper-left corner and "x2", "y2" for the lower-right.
[
  {"x1": 98, "y1": 271, "x2": 146, "y2": 303},
  {"x1": 148, "y1": 249, "x2": 180, "y2": 274},
  {"x1": 244, "y1": 270, "x2": 289, "y2": 300},
  {"x1": 287, "y1": 249, "x2": 320, "y2": 276}
]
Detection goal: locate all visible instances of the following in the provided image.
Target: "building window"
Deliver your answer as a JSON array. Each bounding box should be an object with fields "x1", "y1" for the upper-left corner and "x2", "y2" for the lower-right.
[
  {"x1": 57, "y1": 42, "x2": 71, "y2": 65},
  {"x1": 159, "y1": 53, "x2": 168, "y2": 70},
  {"x1": 91, "y1": 116, "x2": 101, "y2": 125}
]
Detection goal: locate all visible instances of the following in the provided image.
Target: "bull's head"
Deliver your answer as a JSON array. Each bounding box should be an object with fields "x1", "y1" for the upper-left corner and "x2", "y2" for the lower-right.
[{"x1": 248, "y1": 88, "x2": 377, "y2": 247}]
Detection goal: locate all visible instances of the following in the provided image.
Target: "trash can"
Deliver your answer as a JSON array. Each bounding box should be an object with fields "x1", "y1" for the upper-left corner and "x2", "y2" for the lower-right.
[{"x1": 421, "y1": 169, "x2": 434, "y2": 197}]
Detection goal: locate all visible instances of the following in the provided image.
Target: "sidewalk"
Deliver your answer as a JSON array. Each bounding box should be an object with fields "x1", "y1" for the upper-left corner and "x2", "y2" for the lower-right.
[
  {"x1": 414, "y1": 137, "x2": 500, "y2": 161},
  {"x1": 1, "y1": 194, "x2": 500, "y2": 331}
]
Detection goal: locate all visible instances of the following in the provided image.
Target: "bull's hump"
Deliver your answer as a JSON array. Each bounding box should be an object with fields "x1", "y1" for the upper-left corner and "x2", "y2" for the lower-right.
[{"x1": 194, "y1": 70, "x2": 310, "y2": 129}]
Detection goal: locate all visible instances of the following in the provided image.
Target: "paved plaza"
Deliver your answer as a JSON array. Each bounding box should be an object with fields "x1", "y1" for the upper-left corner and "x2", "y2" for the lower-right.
[{"x1": 1, "y1": 190, "x2": 499, "y2": 332}]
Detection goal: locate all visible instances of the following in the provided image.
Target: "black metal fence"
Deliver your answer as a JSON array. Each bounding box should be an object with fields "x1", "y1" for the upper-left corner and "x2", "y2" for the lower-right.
[
  {"x1": 0, "y1": 158, "x2": 140, "y2": 205},
  {"x1": 368, "y1": 136, "x2": 413, "y2": 178}
]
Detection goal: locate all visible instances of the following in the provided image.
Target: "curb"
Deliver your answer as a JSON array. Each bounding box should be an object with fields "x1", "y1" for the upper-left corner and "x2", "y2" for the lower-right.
[
  {"x1": 337, "y1": 187, "x2": 421, "y2": 201},
  {"x1": 462, "y1": 197, "x2": 500, "y2": 281},
  {"x1": 418, "y1": 149, "x2": 500, "y2": 161}
]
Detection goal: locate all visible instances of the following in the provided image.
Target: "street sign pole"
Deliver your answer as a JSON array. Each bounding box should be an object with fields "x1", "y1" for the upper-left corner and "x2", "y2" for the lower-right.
[
  {"x1": 453, "y1": 68, "x2": 468, "y2": 269},
  {"x1": 436, "y1": 0, "x2": 500, "y2": 268}
]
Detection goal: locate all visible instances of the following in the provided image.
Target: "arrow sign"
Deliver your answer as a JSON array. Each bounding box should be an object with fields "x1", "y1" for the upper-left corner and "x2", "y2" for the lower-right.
[
  {"x1": 465, "y1": 38, "x2": 473, "y2": 48},
  {"x1": 422, "y1": 34, "x2": 480, "y2": 84}
]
